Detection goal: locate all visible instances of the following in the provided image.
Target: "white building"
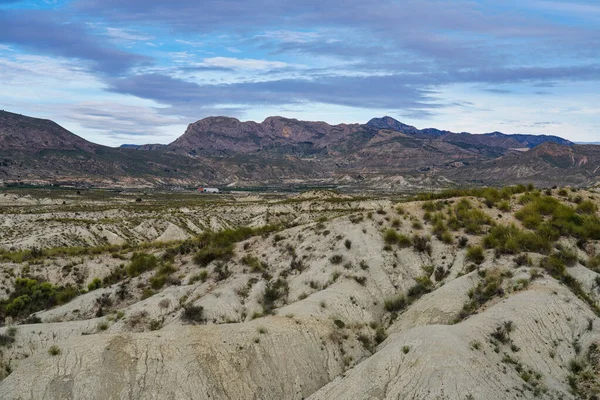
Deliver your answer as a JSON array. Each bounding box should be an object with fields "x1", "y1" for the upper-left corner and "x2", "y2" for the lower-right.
[{"x1": 198, "y1": 187, "x2": 220, "y2": 193}]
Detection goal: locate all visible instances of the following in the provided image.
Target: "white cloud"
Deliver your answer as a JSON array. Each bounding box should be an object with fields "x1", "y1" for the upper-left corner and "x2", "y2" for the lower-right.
[
  {"x1": 105, "y1": 27, "x2": 154, "y2": 42},
  {"x1": 175, "y1": 39, "x2": 204, "y2": 47},
  {"x1": 258, "y1": 30, "x2": 322, "y2": 43},
  {"x1": 200, "y1": 57, "x2": 290, "y2": 70}
]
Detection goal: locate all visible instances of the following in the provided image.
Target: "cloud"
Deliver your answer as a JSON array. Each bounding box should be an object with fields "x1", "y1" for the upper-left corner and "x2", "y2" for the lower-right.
[
  {"x1": 106, "y1": 73, "x2": 439, "y2": 118},
  {"x1": 61, "y1": 102, "x2": 188, "y2": 138},
  {"x1": 199, "y1": 57, "x2": 290, "y2": 70},
  {"x1": 105, "y1": 27, "x2": 154, "y2": 43},
  {"x1": 0, "y1": 9, "x2": 148, "y2": 75}
]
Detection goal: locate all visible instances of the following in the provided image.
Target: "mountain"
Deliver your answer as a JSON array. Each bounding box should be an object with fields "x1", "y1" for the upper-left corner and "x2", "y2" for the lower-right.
[
  {"x1": 120, "y1": 143, "x2": 167, "y2": 151},
  {"x1": 367, "y1": 116, "x2": 573, "y2": 149},
  {"x1": 366, "y1": 116, "x2": 420, "y2": 134},
  {"x1": 449, "y1": 142, "x2": 600, "y2": 186},
  {"x1": 168, "y1": 116, "x2": 364, "y2": 156},
  {"x1": 0, "y1": 110, "x2": 98, "y2": 153},
  {"x1": 0, "y1": 110, "x2": 596, "y2": 189},
  {"x1": 483, "y1": 131, "x2": 573, "y2": 148}
]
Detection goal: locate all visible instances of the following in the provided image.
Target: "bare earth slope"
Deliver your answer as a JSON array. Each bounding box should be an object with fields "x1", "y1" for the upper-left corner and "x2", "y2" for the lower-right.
[{"x1": 1, "y1": 188, "x2": 600, "y2": 398}]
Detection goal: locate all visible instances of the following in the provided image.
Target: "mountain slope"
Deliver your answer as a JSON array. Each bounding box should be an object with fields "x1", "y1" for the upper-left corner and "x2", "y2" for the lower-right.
[
  {"x1": 450, "y1": 142, "x2": 600, "y2": 186},
  {"x1": 0, "y1": 110, "x2": 98, "y2": 153},
  {"x1": 0, "y1": 110, "x2": 593, "y2": 188}
]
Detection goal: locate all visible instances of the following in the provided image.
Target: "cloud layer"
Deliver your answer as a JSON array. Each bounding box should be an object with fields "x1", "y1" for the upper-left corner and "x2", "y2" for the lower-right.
[{"x1": 0, "y1": 0, "x2": 599, "y2": 145}]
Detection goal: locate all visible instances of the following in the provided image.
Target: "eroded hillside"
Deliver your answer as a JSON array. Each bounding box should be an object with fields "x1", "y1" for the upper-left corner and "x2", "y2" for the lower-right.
[{"x1": 1, "y1": 186, "x2": 600, "y2": 399}]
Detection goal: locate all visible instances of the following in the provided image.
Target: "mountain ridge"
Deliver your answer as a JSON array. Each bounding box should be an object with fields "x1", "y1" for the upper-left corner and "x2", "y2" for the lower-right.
[{"x1": 0, "y1": 110, "x2": 596, "y2": 189}]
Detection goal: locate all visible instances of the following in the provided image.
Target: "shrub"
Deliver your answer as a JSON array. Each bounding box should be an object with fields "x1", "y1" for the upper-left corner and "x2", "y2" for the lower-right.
[
  {"x1": 189, "y1": 270, "x2": 209, "y2": 284},
  {"x1": 466, "y1": 246, "x2": 485, "y2": 265},
  {"x1": 497, "y1": 201, "x2": 511, "y2": 212},
  {"x1": 241, "y1": 255, "x2": 266, "y2": 272},
  {"x1": 412, "y1": 235, "x2": 431, "y2": 255},
  {"x1": 48, "y1": 345, "x2": 61, "y2": 356},
  {"x1": 344, "y1": 239, "x2": 352, "y2": 249},
  {"x1": 576, "y1": 200, "x2": 597, "y2": 215},
  {"x1": 97, "y1": 321, "x2": 109, "y2": 331},
  {"x1": 441, "y1": 231, "x2": 454, "y2": 245},
  {"x1": 330, "y1": 255, "x2": 344, "y2": 265},
  {"x1": 333, "y1": 319, "x2": 345, "y2": 329},
  {"x1": 0, "y1": 333, "x2": 15, "y2": 347},
  {"x1": 490, "y1": 321, "x2": 514, "y2": 344},
  {"x1": 450, "y1": 199, "x2": 492, "y2": 234},
  {"x1": 181, "y1": 305, "x2": 205, "y2": 324},
  {"x1": 6, "y1": 326, "x2": 17, "y2": 337},
  {"x1": 213, "y1": 262, "x2": 230, "y2": 281},
  {"x1": 384, "y1": 295, "x2": 407, "y2": 313},
  {"x1": 408, "y1": 276, "x2": 433, "y2": 298},
  {"x1": 126, "y1": 253, "x2": 158, "y2": 277},
  {"x1": 483, "y1": 224, "x2": 552, "y2": 255},
  {"x1": 1, "y1": 278, "x2": 79, "y2": 321},
  {"x1": 87, "y1": 278, "x2": 102, "y2": 291},
  {"x1": 383, "y1": 229, "x2": 411, "y2": 247},
  {"x1": 191, "y1": 226, "x2": 280, "y2": 267},
  {"x1": 262, "y1": 278, "x2": 289, "y2": 314}
]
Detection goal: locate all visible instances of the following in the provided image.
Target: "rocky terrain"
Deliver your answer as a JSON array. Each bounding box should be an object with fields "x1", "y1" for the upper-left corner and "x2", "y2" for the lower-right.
[
  {"x1": 1, "y1": 186, "x2": 600, "y2": 398},
  {"x1": 1, "y1": 110, "x2": 598, "y2": 189}
]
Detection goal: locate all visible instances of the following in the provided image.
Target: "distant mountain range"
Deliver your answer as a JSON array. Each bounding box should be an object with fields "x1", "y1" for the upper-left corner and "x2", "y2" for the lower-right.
[{"x1": 1, "y1": 110, "x2": 598, "y2": 189}]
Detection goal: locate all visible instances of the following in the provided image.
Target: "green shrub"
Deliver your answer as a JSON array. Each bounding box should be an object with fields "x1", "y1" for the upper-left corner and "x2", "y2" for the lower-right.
[
  {"x1": 241, "y1": 255, "x2": 266, "y2": 272},
  {"x1": 126, "y1": 253, "x2": 158, "y2": 277},
  {"x1": 408, "y1": 276, "x2": 433, "y2": 298},
  {"x1": 48, "y1": 345, "x2": 61, "y2": 356},
  {"x1": 466, "y1": 246, "x2": 485, "y2": 265},
  {"x1": 497, "y1": 201, "x2": 511, "y2": 212},
  {"x1": 0, "y1": 278, "x2": 79, "y2": 321},
  {"x1": 483, "y1": 224, "x2": 552, "y2": 255},
  {"x1": 458, "y1": 272, "x2": 505, "y2": 321},
  {"x1": 87, "y1": 278, "x2": 102, "y2": 291},
  {"x1": 383, "y1": 229, "x2": 411, "y2": 247},
  {"x1": 412, "y1": 185, "x2": 527, "y2": 203},
  {"x1": 588, "y1": 255, "x2": 600, "y2": 272},
  {"x1": 449, "y1": 199, "x2": 492, "y2": 234},
  {"x1": 576, "y1": 200, "x2": 597, "y2": 215},
  {"x1": 192, "y1": 225, "x2": 281, "y2": 267},
  {"x1": 441, "y1": 231, "x2": 454, "y2": 245}
]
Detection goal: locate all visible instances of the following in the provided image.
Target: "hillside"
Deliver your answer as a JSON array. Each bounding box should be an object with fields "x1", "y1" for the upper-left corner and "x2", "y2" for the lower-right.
[
  {"x1": 451, "y1": 142, "x2": 600, "y2": 187},
  {"x1": 1, "y1": 187, "x2": 600, "y2": 398},
  {"x1": 0, "y1": 110, "x2": 98, "y2": 153}
]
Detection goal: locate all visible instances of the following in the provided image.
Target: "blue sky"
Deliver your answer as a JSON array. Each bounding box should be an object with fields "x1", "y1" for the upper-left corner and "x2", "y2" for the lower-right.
[{"x1": 1, "y1": 0, "x2": 599, "y2": 146}]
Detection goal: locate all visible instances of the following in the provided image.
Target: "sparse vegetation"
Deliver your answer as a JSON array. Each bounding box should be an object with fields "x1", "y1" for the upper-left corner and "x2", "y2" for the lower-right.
[
  {"x1": 0, "y1": 278, "x2": 79, "y2": 322},
  {"x1": 466, "y1": 246, "x2": 485, "y2": 265},
  {"x1": 181, "y1": 305, "x2": 205, "y2": 324}
]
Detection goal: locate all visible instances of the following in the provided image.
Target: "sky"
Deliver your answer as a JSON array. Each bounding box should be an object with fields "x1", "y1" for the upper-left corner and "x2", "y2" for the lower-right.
[{"x1": 0, "y1": 0, "x2": 599, "y2": 146}]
